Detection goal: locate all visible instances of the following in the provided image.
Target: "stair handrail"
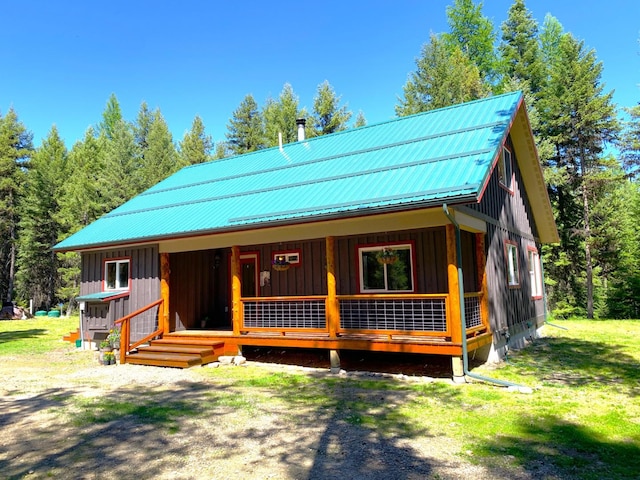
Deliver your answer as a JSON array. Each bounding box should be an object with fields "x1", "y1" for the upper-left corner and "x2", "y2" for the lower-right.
[{"x1": 114, "y1": 298, "x2": 164, "y2": 364}]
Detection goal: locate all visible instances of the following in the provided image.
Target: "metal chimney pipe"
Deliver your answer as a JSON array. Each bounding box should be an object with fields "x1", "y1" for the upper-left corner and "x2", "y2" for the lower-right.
[{"x1": 296, "y1": 118, "x2": 306, "y2": 141}]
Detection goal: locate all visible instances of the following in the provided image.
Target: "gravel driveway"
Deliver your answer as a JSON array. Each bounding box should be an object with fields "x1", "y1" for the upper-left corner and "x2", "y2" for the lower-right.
[{"x1": 0, "y1": 350, "x2": 526, "y2": 480}]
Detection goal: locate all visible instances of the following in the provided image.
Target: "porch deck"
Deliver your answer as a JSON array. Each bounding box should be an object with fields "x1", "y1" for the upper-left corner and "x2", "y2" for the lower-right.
[{"x1": 164, "y1": 328, "x2": 494, "y2": 357}]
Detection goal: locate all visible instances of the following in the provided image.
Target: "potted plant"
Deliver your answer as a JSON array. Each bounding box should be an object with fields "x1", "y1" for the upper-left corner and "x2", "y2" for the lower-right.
[
  {"x1": 377, "y1": 247, "x2": 398, "y2": 265},
  {"x1": 99, "y1": 340, "x2": 113, "y2": 352},
  {"x1": 103, "y1": 351, "x2": 116, "y2": 365},
  {"x1": 106, "y1": 328, "x2": 120, "y2": 349},
  {"x1": 272, "y1": 255, "x2": 290, "y2": 271}
]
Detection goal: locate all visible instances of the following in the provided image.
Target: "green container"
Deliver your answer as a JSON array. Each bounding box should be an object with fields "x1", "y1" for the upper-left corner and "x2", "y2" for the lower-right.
[
  {"x1": 75, "y1": 339, "x2": 82, "y2": 348},
  {"x1": 35, "y1": 310, "x2": 48, "y2": 316},
  {"x1": 48, "y1": 310, "x2": 61, "y2": 318}
]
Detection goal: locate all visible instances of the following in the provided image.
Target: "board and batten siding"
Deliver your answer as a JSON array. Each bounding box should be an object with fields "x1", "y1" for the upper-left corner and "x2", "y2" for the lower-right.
[
  {"x1": 80, "y1": 245, "x2": 160, "y2": 339},
  {"x1": 469, "y1": 135, "x2": 545, "y2": 334},
  {"x1": 244, "y1": 228, "x2": 477, "y2": 297}
]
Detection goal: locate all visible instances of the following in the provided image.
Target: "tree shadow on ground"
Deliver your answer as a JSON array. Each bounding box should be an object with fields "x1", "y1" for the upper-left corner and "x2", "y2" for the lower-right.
[
  {"x1": 0, "y1": 369, "x2": 466, "y2": 479},
  {"x1": 0, "y1": 329, "x2": 47, "y2": 344},
  {"x1": 476, "y1": 415, "x2": 640, "y2": 480},
  {"x1": 507, "y1": 336, "x2": 639, "y2": 396}
]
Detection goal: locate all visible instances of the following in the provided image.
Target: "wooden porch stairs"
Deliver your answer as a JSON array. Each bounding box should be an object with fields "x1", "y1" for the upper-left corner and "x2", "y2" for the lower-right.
[{"x1": 125, "y1": 337, "x2": 226, "y2": 368}]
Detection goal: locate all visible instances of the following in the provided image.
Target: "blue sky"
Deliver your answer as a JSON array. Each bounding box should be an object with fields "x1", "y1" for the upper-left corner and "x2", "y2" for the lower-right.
[{"x1": 2, "y1": 0, "x2": 639, "y2": 148}]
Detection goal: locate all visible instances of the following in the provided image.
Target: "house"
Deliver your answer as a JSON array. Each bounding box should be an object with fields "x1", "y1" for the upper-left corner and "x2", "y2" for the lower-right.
[{"x1": 54, "y1": 91, "x2": 558, "y2": 378}]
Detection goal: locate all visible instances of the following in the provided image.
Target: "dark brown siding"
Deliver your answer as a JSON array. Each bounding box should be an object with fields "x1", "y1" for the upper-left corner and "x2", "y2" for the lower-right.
[
  {"x1": 80, "y1": 245, "x2": 160, "y2": 339},
  {"x1": 469, "y1": 135, "x2": 545, "y2": 332},
  {"x1": 170, "y1": 250, "x2": 219, "y2": 330}
]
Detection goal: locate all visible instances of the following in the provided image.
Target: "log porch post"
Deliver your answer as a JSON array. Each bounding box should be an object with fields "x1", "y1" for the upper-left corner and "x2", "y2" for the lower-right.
[
  {"x1": 475, "y1": 233, "x2": 490, "y2": 330},
  {"x1": 326, "y1": 236, "x2": 340, "y2": 338},
  {"x1": 160, "y1": 252, "x2": 170, "y2": 334},
  {"x1": 231, "y1": 245, "x2": 241, "y2": 336},
  {"x1": 446, "y1": 224, "x2": 463, "y2": 345},
  {"x1": 446, "y1": 224, "x2": 465, "y2": 380}
]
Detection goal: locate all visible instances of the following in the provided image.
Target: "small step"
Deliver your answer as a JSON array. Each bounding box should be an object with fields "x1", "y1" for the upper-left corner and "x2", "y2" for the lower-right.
[
  {"x1": 63, "y1": 328, "x2": 80, "y2": 343},
  {"x1": 126, "y1": 352, "x2": 203, "y2": 368},
  {"x1": 142, "y1": 344, "x2": 216, "y2": 364}
]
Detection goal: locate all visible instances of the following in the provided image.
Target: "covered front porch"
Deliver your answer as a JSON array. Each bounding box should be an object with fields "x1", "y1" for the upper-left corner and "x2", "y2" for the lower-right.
[{"x1": 118, "y1": 220, "x2": 494, "y2": 370}]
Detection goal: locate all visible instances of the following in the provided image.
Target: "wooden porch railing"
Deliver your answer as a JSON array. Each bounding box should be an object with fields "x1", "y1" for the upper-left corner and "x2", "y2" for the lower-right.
[
  {"x1": 239, "y1": 293, "x2": 490, "y2": 339},
  {"x1": 114, "y1": 298, "x2": 164, "y2": 364}
]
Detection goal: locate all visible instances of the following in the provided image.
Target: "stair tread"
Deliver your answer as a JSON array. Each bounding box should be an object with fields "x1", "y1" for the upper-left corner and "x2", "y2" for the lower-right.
[{"x1": 141, "y1": 345, "x2": 213, "y2": 355}]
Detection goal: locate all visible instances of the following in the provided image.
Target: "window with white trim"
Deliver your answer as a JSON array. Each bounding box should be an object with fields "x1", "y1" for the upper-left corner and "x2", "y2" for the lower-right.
[
  {"x1": 505, "y1": 242, "x2": 520, "y2": 287},
  {"x1": 528, "y1": 248, "x2": 543, "y2": 298},
  {"x1": 358, "y1": 244, "x2": 414, "y2": 293},
  {"x1": 498, "y1": 146, "x2": 513, "y2": 189},
  {"x1": 104, "y1": 259, "x2": 130, "y2": 291}
]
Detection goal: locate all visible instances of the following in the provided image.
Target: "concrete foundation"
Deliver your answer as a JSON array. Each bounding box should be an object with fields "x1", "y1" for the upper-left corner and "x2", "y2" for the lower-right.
[
  {"x1": 329, "y1": 349, "x2": 341, "y2": 373},
  {"x1": 451, "y1": 355, "x2": 466, "y2": 383}
]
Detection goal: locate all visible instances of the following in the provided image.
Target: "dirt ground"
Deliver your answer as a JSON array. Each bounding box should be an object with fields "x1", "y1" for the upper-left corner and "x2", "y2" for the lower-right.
[{"x1": 0, "y1": 348, "x2": 527, "y2": 480}]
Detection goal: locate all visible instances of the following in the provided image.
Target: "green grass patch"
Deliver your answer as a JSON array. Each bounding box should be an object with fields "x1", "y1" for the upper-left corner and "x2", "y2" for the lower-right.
[
  {"x1": 0, "y1": 316, "x2": 78, "y2": 355},
  {"x1": 3, "y1": 317, "x2": 639, "y2": 479}
]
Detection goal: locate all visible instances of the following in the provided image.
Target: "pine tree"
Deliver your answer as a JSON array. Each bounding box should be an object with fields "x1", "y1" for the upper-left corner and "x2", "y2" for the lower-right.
[
  {"x1": 180, "y1": 115, "x2": 213, "y2": 165},
  {"x1": 17, "y1": 126, "x2": 67, "y2": 310},
  {"x1": 353, "y1": 111, "x2": 367, "y2": 128},
  {"x1": 538, "y1": 33, "x2": 619, "y2": 318},
  {"x1": 100, "y1": 118, "x2": 138, "y2": 209},
  {"x1": 539, "y1": 14, "x2": 564, "y2": 70},
  {"x1": 620, "y1": 104, "x2": 640, "y2": 178},
  {"x1": 498, "y1": 0, "x2": 545, "y2": 96},
  {"x1": 396, "y1": 34, "x2": 488, "y2": 116},
  {"x1": 137, "y1": 110, "x2": 181, "y2": 191},
  {"x1": 0, "y1": 108, "x2": 33, "y2": 303},
  {"x1": 311, "y1": 81, "x2": 352, "y2": 136},
  {"x1": 442, "y1": 0, "x2": 499, "y2": 88},
  {"x1": 98, "y1": 93, "x2": 123, "y2": 141},
  {"x1": 263, "y1": 84, "x2": 308, "y2": 147},
  {"x1": 225, "y1": 94, "x2": 265, "y2": 155}
]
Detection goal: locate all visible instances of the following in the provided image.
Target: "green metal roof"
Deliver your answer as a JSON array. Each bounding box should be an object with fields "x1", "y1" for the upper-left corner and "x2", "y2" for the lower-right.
[
  {"x1": 75, "y1": 291, "x2": 127, "y2": 302},
  {"x1": 55, "y1": 92, "x2": 533, "y2": 251}
]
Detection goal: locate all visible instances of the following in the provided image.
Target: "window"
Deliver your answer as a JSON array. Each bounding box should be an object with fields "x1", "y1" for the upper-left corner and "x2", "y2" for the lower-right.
[
  {"x1": 272, "y1": 250, "x2": 301, "y2": 266},
  {"x1": 498, "y1": 146, "x2": 513, "y2": 190},
  {"x1": 104, "y1": 259, "x2": 130, "y2": 291},
  {"x1": 358, "y1": 243, "x2": 414, "y2": 293},
  {"x1": 505, "y1": 241, "x2": 520, "y2": 287},
  {"x1": 528, "y1": 248, "x2": 543, "y2": 298}
]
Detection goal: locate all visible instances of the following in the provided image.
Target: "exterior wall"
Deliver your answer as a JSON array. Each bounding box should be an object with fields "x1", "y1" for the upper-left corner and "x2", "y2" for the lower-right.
[
  {"x1": 240, "y1": 227, "x2": 477, "y2": 296},
  {"x1": 80, "y1": 245, "x2": 160, "y2": 340},
  {"x1": 468, "y1": 135, "x2": 545, "y2": 360}
]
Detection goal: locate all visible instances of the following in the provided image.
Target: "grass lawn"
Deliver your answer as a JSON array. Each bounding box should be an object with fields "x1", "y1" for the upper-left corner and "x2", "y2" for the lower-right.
[{"x1": 1, "y1": 317, "x2": 639, "y2": 479}]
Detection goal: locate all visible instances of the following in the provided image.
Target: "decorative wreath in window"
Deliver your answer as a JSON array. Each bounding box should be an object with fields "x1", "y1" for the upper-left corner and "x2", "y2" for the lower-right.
[{"x1": 377, "y1": 247, "x2": 398, "y2": 265}]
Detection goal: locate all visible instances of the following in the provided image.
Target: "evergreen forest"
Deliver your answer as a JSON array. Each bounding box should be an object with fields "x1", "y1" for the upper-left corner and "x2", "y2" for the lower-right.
[{"x1": 1, "y1": 0, "x2": 639, "y2": 319}]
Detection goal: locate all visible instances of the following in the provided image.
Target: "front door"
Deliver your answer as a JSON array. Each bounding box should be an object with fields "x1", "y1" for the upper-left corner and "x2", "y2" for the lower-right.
[{"x1": 240, "y1": 253, "x2": 259, "y2": 297}]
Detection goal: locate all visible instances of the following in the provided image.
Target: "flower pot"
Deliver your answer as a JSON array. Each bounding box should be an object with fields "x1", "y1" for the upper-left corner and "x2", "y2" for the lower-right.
[
  {"x1": 378, "y1": 256, "x2": 397, "y2": 265},
  {"x1": 273, "y1": 264, "x2": 290, "y2": 272}
]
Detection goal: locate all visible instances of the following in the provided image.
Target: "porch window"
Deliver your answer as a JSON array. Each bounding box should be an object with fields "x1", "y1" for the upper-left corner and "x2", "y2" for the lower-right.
[
  {"x1": 528, "y1": 247, "x2": 543, "y2": 298},
  {"x1": 505, "y1": 241, "x2": 519, "y2": 287},
  {"x1": 358, "y1": 243, "x2": 414, "y2": 293},
  {"x1": 498, "y1": 146, "x2": 513, "y2": 190},
  {"x1": 104, "y1": 259, "x2": 130, "y2": 291}
]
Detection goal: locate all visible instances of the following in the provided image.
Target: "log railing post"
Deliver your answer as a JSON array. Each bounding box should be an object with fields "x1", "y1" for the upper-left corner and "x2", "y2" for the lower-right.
[
  {"x1": 326, "y1": 236, "x2": 340, "y2": 337},
  {"x1": 160, "y1": 252, "x2": 170, "y2": 334},
  {"x1": 231, "y1": 245, "x2": 241, "y2": 335},
  {"x1": 446, "y1": 224, "x2": 462, "y2": 345},
  {"x1": 475, "y1": 233, "x2": 490, "y2": 331}
]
